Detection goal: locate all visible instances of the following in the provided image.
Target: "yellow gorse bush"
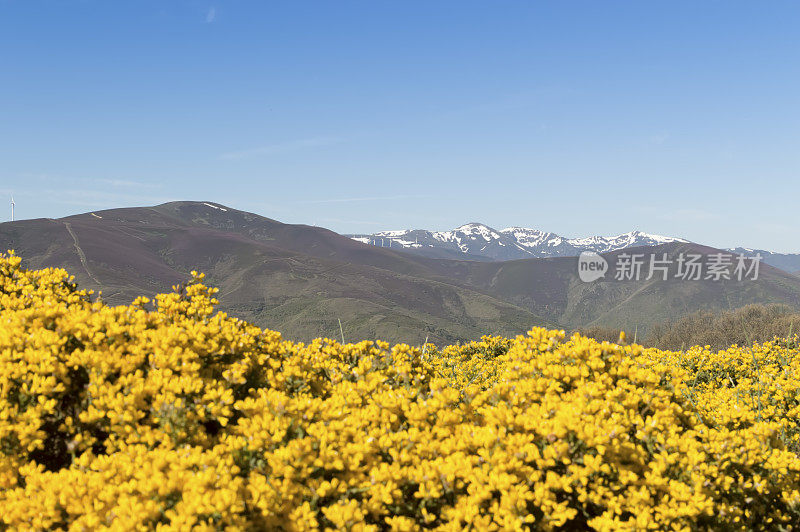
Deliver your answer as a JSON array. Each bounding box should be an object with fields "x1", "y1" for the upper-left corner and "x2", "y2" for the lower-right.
[{"x1": 1, "y1": 251, "x2": 799, "y2": 530}]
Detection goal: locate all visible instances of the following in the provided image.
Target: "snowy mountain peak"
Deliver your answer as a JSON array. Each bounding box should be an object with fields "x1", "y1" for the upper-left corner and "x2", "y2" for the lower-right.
[
  {"x1": 500, "y1": 227, "x2": 563, "y2": 248},
  {"x1": 348, "y1": 224, "x2": 690, "y2": 261},
  {"x1": 455, "y1": 222, "x2": 488, "y2": 230},
  {"x1": 452, "y1": 223, "x2": 504, "y2": 241}
]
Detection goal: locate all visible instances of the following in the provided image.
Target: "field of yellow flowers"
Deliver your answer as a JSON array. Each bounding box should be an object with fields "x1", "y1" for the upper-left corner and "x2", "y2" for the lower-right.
[{"x1": 1, "y1": 251, "x2": 799, "y2": 530}]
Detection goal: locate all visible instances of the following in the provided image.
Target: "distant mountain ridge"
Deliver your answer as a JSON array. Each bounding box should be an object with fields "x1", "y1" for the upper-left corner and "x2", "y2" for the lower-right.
[
  {"x1": 349, "y1": 225, "x2": 800, "y2": 274},
  {"x1": 2, "y1": 201, "x2": 799, "y2": 344},
  {"x1": 727, "y1": 248, "x2": 800, "y2": 276},
  {"x1": 349, "y1": 224, "x2": 688, "y2": 261}
]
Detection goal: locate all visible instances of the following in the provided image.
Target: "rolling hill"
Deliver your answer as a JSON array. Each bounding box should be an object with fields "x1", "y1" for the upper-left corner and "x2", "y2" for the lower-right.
[
  {"x1": 438, "y1": 242, "x2": 800, "y2": 334},
  {"x1": 2, "y1": 201, "x2": 799, "y2": 343},
  {"x1": 0, "y1": 202, "x2": 553, "y2": 345}
]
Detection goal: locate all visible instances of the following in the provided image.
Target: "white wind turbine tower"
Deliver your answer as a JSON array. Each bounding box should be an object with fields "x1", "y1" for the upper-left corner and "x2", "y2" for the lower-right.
[{"x1": 10, "y1": 195, "x2": 14, "y2": 222}]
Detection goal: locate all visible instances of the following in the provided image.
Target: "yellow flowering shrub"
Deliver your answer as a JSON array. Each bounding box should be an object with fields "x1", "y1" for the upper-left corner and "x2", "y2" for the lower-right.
[
  {"x1": 425, "y1": 335, "x2": 512, "y2": 391},
  {"x1": 1, "y1": 251, "x2": 799, "y2": 530}
]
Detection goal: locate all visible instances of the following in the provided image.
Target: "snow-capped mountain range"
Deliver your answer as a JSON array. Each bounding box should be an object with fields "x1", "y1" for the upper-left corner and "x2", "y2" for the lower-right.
[
  {"x1": 348, "y1": 224, "x2": 689, "y2": 262},
  {"x1": 726, "y1": 248, "x2": 800, "y2": 276}
]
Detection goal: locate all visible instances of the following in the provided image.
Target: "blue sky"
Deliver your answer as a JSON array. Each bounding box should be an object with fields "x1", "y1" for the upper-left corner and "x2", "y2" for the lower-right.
[{"x1": 1, "y1": 1, "x2": 798, "y2": 252}]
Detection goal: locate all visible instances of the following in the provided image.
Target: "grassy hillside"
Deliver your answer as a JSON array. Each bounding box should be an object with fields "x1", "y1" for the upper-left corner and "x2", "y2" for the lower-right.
[
  {"x1": 445, "y1": 242, "x2": 800, "y2": 336},
  {"x1": 2, "y1": 202, "x2": 799, "y2": 344},
  {"x1": 646, "y1": 303, "x2": 800, "y2": 350},
  {"x1": 577, "y1": 304, "x2": 800, "y2": 351},
  {"x1": 0, "y1": 202, "x2": 552, "y2": 345}
]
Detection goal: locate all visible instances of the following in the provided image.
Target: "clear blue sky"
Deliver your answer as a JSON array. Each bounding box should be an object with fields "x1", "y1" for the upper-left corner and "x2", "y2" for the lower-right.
[{"x1": 2, "y1": 1, "x2": 798, "y2": 252}]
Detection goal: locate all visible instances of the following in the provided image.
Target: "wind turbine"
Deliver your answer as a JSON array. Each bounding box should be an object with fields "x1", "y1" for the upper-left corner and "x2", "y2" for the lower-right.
[{"x1": 10, "y1": 195, "x2": 14, "y2": 222}]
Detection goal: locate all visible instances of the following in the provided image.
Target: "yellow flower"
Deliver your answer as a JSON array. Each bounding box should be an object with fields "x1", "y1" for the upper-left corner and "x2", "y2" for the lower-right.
[{"x1": 0, "y1": 251, "x2": 799, "y2": 530}]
